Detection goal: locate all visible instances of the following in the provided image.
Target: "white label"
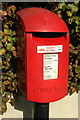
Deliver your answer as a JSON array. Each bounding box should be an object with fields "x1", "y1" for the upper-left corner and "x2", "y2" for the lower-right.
[
  {"x1": 43, "y1": 54, "x2": 58, "y2": 80},
  {"x1": 37, "y1": 45, "x2": 62, "y2": 53}
]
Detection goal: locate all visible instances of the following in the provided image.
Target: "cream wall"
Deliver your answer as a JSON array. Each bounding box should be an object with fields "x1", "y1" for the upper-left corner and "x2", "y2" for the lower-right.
[{"x1": 49, "y1": 92, "x2": 78, "y2": 118}]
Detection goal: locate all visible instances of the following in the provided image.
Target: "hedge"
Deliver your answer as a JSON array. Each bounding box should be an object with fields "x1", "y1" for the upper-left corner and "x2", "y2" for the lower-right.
[
  {"x1": 1, "y1": 2, "x2": 80, "y2": 113},
  {"x1": 1, "y1": 4, "x2": 17, "y2": 113}
]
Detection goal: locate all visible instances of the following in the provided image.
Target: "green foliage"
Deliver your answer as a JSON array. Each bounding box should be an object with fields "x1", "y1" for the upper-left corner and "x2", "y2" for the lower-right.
[
  {"x1": 1, "y1": 4, "x2": 17, "y2": 113},
  {"x1": 1, "y1": 2, "x2": 80, "y2": 113},
  {"x1": 49, "y1": 2, "x2": 80, "y2": 94}
]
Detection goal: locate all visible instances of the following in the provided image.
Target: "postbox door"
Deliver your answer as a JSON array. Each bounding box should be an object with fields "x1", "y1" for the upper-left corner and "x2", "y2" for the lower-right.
[{"x1": 26, "y1": 32, "x2": 69, "y2": 103}]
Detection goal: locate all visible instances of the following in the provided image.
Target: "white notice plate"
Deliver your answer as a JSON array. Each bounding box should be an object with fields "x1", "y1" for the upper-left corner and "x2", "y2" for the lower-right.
[
  {"x1": 37, "y1": 45, "x2": 62, "y2": 53},
  {"x1": 43, "y1": 54, "x2": 58, "y2": 80}
]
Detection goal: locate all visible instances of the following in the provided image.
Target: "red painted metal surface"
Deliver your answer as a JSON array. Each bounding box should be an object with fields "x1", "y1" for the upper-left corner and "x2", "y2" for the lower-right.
[
  {"x1": 16, "y1": 7, "x2": 69, "y2": 103},
  {"x1": 17, "y1": 7, "x2": 69, "y2": 33}
]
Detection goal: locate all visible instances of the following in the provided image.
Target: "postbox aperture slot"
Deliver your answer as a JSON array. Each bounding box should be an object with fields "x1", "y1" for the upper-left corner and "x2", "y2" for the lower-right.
[
  {"x1": 43, "y1": 54, "x2": 58, "y2": 80},
  {"x1": 32, "y1": 32, "x2": 66, "y2": 44},
  {"x1": 32, "y1": 32, "x2": 66, "y2": 38}
]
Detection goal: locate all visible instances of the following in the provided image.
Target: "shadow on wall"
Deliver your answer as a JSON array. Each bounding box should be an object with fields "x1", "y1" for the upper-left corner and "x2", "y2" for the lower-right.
[{"x1": 14, "y1": 93, "x2": 34, "y2": 119}]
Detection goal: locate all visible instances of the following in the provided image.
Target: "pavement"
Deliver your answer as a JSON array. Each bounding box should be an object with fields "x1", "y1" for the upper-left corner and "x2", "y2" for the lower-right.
[{"x1": 1, "y1": 92, "x2": 80, "y2": 119}]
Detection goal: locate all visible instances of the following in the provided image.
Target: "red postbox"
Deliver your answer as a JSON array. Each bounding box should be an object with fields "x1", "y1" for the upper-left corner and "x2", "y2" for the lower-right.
[{"x1": 16, "y1": 7, "x2": 69, "y2": 103}]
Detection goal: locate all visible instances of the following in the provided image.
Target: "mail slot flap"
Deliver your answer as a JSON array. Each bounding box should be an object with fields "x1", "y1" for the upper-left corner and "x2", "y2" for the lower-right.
[{"x1": 16, "y1": 7, "x2": 69, "y2": 33}]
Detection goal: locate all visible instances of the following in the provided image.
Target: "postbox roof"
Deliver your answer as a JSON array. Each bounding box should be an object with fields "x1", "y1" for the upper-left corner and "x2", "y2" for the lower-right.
[{"x1": 17, "y1": 7, "x2": 69, "y2": 33}]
